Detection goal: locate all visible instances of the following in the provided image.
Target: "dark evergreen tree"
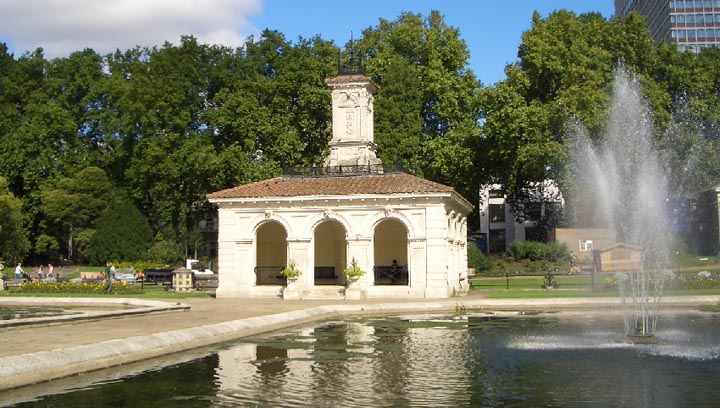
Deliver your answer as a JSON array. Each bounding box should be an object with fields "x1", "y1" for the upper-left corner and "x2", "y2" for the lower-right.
[{"x1": 85, "y1": 197, "x2": 153, "y2": 264}]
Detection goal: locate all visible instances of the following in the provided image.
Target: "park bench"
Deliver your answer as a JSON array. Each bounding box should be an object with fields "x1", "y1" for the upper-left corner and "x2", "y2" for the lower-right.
[
  {"x1": 374, "y1": 265, "x2": 407, "y2": 285},
  {"x1": 255, "y1": 266, "x2": 284, "y2": 285},
  {"x1": 314, "y1": 266, "x2": 336, "y2": 279}
]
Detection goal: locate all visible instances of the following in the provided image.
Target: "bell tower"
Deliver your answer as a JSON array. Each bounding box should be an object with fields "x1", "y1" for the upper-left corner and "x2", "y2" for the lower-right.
[{"x1": 324, "y1": 69, "x2": 381, "y2": 168}]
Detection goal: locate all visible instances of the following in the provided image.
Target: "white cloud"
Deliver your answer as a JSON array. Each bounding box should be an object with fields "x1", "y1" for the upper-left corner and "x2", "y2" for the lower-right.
[{"x1": 0, "y1": 0, "x2": 262, "y2": 58}]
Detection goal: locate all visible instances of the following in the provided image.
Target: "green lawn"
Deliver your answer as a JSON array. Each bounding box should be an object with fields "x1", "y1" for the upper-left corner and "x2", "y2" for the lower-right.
[{"x1": 471, "y1": 273, "x2": 720, "y2": 298}]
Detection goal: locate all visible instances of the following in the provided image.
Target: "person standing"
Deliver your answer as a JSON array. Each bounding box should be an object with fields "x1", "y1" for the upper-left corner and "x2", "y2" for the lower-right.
[
  {"x1": 47, "y1": 263, "x2": 54, "y2": 278},
  {"x1": 103, "y1": 262, "x2": 113, "y2": 293},
  {"x1": 14, "y1": 263, "x2": 23, "y2": 286},
  {"x1": 37, "y1": 265, "x2": 44, "y2": 280}
]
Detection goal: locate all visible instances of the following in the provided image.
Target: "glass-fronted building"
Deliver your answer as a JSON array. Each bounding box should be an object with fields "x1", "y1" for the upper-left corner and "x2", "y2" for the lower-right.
[{"x1": 615, "y1": 0, "x2": 720, "y2": 52}]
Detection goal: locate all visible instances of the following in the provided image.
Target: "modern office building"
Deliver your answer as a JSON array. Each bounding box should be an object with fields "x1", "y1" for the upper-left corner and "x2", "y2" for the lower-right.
[
  {"x1": 478, "y1": 181, "x2": 564, "y2": 253},
  {"x1": 615, "y1": 0, "x2": 720, "y2": 52}
]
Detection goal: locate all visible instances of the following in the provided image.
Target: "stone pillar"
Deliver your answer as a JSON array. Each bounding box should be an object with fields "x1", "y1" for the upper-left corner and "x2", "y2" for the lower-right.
[
  {"x1": 282, "y1": 277, "x2": 303, "y2": 300},
  {"x1": 215, "y1": 240, "x2": 255, "y2": 298},
  {"x1": 345, "y1": 276, "x2": 364, "y2": 300}
]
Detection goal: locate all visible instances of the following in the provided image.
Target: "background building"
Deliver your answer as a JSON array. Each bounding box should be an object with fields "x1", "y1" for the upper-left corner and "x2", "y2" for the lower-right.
[
  {"x1": 478, "y1": 181, "x2": 564, "y2": 253},
  {"x1": 615, "y1": 0, "x2": 720, "y2": 52}
]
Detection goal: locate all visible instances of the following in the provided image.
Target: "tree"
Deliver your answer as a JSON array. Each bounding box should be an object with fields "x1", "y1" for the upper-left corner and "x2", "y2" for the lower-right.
[
  {"x1": 479, "y1": 10, "x2": 671, "y2": 225},
  {"x1": 41, "y1": 166, "x2": 114, "y2": 260},
  {"x1": 146, "y1": 232, "x2": 184, "y2": 265},
  {"x1": 356, "y1": 11, "x2": 481, "y2": 202},
  {"x1": 125, "y1": 132, "x2": 219, "y2": 252},
  {"x1": 0, "y1": 176, "x2": 31, "y2": 262},
  {"x1": 478, "y1": 66, "x2": 564, "y2": 218},
  {"x1": 205, "y1": 30, "x2": 337, "y2": 167},
  {"x1": 85, "y1": 197, "x2": 153, "y2": 264}
]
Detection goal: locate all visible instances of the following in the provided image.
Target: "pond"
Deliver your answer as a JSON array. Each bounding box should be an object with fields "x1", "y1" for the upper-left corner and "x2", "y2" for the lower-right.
[
  {"x1": 0, "y1": 306, "x2": 79, "y2": 320},
  {"x1": 6, "y1": 311, "x2": 720, "y2": 407}
]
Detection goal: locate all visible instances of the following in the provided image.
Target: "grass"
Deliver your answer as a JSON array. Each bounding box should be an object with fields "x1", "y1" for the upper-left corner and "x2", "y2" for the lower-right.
[{"x1": 471, "y1": 272, "x2": 720, "y2": 298}]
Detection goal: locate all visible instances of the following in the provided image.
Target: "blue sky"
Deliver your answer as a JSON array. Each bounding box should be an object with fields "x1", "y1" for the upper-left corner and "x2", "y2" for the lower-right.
[
  {"x1": 0, "y1": 0, "x2": 614, "y2": 85},
  {"x1": 252, "y1": 1, "x2": 615, "y2": 85}
]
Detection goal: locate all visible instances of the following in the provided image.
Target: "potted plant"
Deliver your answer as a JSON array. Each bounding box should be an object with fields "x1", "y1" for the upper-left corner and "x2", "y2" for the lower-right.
[
  {"x1": 280, "y1": 260, "x2": 302, "y2": 282},
  {"x1": 343, "y1": 258, "x2": 365, "y2": 284}
]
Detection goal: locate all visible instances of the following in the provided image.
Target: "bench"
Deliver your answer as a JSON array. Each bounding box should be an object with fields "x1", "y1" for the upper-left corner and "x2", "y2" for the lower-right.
[
  {"x1": 314, "y1": 266, "x2": 336, "y2": 279},
  {"x1": 374, "y1": 265, "x2": 407, "y2": 285},
  {"x1": 255, "y1": 266, "x2": 284, "y2": 285}
]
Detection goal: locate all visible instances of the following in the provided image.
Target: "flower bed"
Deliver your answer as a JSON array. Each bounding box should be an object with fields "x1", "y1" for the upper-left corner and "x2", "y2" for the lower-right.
[{"x1": 11, "y1": 280, "x2": 143, "y2": 294}]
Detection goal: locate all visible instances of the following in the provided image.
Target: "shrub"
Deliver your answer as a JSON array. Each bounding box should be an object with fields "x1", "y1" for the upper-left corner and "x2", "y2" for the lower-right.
[
  {"x1": 467, "y1": 245, "x2": 493, "y2": 273},
  {"x1": 508, "y1": 241, "x2": 570, "y2": 262}
]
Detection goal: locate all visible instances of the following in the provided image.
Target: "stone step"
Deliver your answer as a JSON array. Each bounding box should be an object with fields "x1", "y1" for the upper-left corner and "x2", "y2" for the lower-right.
[{"x1": 304, "y1": 286, "x2": 345, "y2": 300}]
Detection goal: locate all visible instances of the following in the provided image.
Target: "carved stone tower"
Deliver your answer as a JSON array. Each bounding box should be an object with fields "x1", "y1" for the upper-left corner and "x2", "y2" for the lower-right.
[{"x1": 324, "y1": 73, "x2": 381, "y2": 167}]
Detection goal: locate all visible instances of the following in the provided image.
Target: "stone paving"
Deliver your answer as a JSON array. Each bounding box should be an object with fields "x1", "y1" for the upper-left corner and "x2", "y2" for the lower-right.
[{"x1": 0, "y1": 292, "x2": 718, "y2": 391}]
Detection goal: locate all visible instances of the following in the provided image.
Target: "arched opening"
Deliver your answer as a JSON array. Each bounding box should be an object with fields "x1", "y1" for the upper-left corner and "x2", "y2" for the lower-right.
[
  {"x1": 373, "y1": 219, "x2": 409, "y2": 285},
  {"x1": 255, "y1": 221, "x2": 287, "y2": 285},
  {"x1": 313, "y1": 220, "x2": 347, "y2": 285}
]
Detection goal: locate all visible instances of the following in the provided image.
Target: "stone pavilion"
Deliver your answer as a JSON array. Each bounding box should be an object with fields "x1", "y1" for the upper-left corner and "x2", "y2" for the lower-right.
[{"x1": 207, "y1": 70, "x2": 472, "y2": 299}]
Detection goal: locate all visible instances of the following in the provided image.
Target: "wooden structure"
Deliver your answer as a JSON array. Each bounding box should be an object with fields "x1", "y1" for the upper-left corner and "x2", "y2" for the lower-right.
[{"x1": 593, "y1": 243, "x2": 643, "y2": 273}]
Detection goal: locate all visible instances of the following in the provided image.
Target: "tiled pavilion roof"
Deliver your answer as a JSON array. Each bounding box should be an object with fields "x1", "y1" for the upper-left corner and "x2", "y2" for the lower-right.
[{"x1": 207, "y1": 172, "x2": 459, "y2": 200}]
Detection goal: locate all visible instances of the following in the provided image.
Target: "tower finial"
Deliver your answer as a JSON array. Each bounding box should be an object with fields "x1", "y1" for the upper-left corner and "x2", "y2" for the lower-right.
[{"x1": 338, "y1": 31, "x2": 364, "y2": 75}]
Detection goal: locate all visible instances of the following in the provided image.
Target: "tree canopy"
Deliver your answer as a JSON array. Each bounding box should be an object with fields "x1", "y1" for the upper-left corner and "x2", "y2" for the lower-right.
[{"x1": 1, "y1": 9, "x2": 720, "y2": 263}]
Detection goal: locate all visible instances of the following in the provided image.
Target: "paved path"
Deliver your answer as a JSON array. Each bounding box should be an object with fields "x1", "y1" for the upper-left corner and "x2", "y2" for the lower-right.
[{"x1": 0, "y1": 292, "x2": 717, "y2": 392}]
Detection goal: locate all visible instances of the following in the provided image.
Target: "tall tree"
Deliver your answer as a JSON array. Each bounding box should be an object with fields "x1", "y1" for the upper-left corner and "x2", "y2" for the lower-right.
[
  {"x1": 125, "y1": 133, "x2": 218, "y2": 253},
  {"x1": 206, "y1": 30, "x2": 337, "y2": 168},
  {"x1": 0, "y1": 176, "x2": 31, "y2": 263},
  {"x1": 357, "y1": 11, "x2": 481, "y2": 200},
  {"x1": 41, "y1": 166, "x2": 114, "y2": 260}
]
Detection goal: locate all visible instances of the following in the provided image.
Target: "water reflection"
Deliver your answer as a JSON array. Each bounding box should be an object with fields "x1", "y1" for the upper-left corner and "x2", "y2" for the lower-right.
[{"x1": 8, "y1": 312, "x2": 720, "y2": 408}]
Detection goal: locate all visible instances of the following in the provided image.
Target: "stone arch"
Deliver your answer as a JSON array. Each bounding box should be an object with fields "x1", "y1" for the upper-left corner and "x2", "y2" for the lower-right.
[
  {"x1": 363, "y1": 208, "x2": 417, "y2": 239},
  {"x1": 373, "y1": 218, "x2": 410, "y2": 286},
  {"x1": 304, "y1": 209, "x2": 354, "y2": 239},
  {"x1": 255, "y1": 220, "x2": 288, "y2": 285},
  {"x1": 313, "y1": 219, "x2": 348, "y2": 286},
  {"x1": 250, "y1": 211, "x2": 294, "y2": 239}
]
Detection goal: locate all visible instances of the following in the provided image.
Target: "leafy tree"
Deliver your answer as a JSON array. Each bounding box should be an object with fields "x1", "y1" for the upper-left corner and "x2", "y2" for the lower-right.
[
  {"x1": 357, "y1": 11, "x2": 481, "y2": 201},
  {"x1": 41, "y1": 166, "x2": 114, "y2": 260},
  {"x1": 481, "y1": 10, "x2": 681, "y2": 226},
  {"x1": 125, "y1": 133, "x2": 218, "y2": 252},
  {"x1": 206, "y1": 30, "x2": 337, "y2": 167},
  {"x1": 85, "y1": 197, "x2": 153, "y2": 264},
  {"x1": 146, "y1": 233, "x2": 184, "y2": 265},
  {"x1": 478, "y1": 66, "x2": 563, "y2": 218},
  {"x1": 0, "y1": 176, "x2": 31, "y2": 263}
]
